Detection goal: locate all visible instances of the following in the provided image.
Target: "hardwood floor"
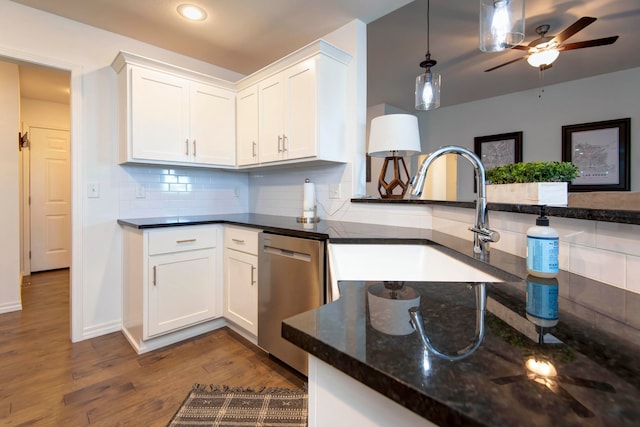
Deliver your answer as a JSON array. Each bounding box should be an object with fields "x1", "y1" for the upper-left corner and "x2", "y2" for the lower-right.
[{"x1": 0, "y1": 269, "x2": 305, "y2": 426}]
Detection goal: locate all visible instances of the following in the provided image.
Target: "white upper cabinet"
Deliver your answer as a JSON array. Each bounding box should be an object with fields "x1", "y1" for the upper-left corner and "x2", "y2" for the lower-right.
[
  {"x1": 112, "y1": 52, "x2": 236, "y2": 168},
  {"x1": 112, "y1": 40, "x2": 350, "y2": 170},
  {"x1": 130, "y1": 67, "x2": 190, "y2": 162},
  {"x1": 239, "y1": 40, "x2": 352, "y2": 167},
  {"x1": 190, "y1": 82, "x2": 236, "y2": 166},
  {"x1": 236, "y1": 86, "x2": 259, "y2": 166}
]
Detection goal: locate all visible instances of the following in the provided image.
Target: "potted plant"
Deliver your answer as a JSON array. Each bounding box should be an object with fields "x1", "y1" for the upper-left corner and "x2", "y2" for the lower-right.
[{"x1": 484, "y1": 161, "x2": 579, "y2": 205}]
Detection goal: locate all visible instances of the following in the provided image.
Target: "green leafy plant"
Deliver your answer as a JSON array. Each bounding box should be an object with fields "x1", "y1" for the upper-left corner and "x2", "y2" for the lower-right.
[{"x1": 485, "y1": 161, "x2": 579, "y2": 184}]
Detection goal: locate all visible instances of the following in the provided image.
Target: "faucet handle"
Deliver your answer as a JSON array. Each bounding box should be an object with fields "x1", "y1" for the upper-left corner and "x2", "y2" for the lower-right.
[{"x1": 469, "y1": 226, "x2": 500, "y2": 243}]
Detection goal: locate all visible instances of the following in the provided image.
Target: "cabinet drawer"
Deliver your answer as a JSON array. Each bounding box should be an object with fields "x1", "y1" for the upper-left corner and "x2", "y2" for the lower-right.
[
  {"x1": 148, "y1": 226, "x2": 217, "y2": 255},
  {"x1": 225, "y1": 226, "x2": 259, "y2": 255}
]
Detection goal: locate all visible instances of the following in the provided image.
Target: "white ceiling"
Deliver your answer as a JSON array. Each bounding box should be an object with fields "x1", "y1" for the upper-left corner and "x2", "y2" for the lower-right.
[{"x1": 9, "y1": 0, "x2": 640, "y2": 111}]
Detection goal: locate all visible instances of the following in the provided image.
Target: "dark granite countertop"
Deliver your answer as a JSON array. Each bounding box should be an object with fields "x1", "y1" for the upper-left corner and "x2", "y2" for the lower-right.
[
  {"x1": 118, "y1": 213, "x2": 438, "y2": 242},
  {"x1": 118, "y1": 213, "x2": 640, "y2": 425},
  {"x1": 283, "y1": 280, "x2": 640, "y2": 426},
  {"x1": 350, "y1": 198, "x2": 640, "y2": 225}
]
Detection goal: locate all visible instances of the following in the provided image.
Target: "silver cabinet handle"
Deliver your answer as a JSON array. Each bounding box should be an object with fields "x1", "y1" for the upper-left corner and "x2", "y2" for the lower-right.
[
  {"x1": 185, "y1": 139, "x2": 189, "y2": 155},
  {"x1": 277, "y1": 135, "x2": 283, "y2": 152},
  {"x1": 176, "y1": 238, "x2": 197, "y2": 243},
  {"x1": 153, "y1": 265, "x2": 157, "y2": 286},
  {"x1": 193, "y1": 139, "x2": 197, "y2": 156},
  {"x1": 282, "y1": 134, "x2": 288, "y2": 152},
  {"x1": 231, "y1": 238, "x2": 245, "y2": 243},
  {"x1": 252, "y1": 141, "x2": 256, "y2": 157},
  {"x1": 251, "y1": 266, "x2": 256, "y2": 285}
]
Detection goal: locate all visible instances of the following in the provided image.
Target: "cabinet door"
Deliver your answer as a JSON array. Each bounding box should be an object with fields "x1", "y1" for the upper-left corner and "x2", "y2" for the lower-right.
[
  {"x1": 190, "y1": 83, "x2": 236, "y2": 166},
  {"x1": 258, "y1": 74, "x2": 285, "y2": 163},
  {"x1": 284, "y1": 60, "x2": 317, "y2": 160},
  {"x1": 147, "y1": 248, "x2": 217, "y2": 337},
  {"x1": 224, "y1": 250, "x2": 258, "y2": 335},
  {"x1": 236, "y1": 86, "x2": 259, "y2": 166},
  {"x1": 131, "y1": 67, "x2": 189, "y2": 162}
]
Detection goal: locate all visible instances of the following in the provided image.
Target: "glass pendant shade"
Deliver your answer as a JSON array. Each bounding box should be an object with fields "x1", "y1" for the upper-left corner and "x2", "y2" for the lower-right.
[
  {"x1": 527, "y1": 49, "x2": 559, "y2": 67},
  {"x1": 479, "y1": 0, "x2": 525, "y2": 52},
  {"x1": 415, "y1": 70, "x2": 441, "y2": 110}
]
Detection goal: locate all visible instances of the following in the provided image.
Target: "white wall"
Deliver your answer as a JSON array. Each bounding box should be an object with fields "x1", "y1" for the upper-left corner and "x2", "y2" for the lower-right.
[
  {"x1": 416, "y1": 67, "x2": 640, "y2": 201},
  {"x1": 21, "y1": 98, "x2": 70, "y2": 129},
  {"x1": 0, "y1": 1, "x2": 245, "y2": 340},
  {"x1": 0, "y1": 61, "x2": 21, "y2": 313}
]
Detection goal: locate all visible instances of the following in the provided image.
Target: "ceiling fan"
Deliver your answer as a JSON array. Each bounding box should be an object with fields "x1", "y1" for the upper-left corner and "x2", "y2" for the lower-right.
[{"x1": 485, "y1": 17, "x2": 619, "y2": 72}]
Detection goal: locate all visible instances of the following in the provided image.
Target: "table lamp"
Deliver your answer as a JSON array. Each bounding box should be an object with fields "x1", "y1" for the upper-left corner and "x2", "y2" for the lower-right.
[{"x1": 368, "y1": 114, "x2": 422, "y2": 198}]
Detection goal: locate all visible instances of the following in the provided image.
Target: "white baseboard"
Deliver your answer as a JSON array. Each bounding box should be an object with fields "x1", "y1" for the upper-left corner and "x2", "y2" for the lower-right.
[
  {"x1": 82, "y1": 320, "x2": 122, "y2": 340},
  {"x1": 126, "y1": 317, "x2": 227, "y2": 354},
  {"x1": 0, "y1": 301, "x2": 22, "y2": 314}
]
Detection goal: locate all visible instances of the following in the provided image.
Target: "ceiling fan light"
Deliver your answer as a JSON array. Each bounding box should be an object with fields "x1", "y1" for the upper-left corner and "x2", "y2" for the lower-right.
[
  {"x1": 479, "y1": 0, "x2": 525, "y2": 52},
  {"x1": 415, "y1": 70, "x2": 441, "y2": 110},
  {"x1": 527, "y1": 49, "x2": 559, "y2": 67}
]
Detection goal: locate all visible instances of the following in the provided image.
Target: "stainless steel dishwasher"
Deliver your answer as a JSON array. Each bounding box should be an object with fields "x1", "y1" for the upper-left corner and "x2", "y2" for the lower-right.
[{"x1": 258, "y1": 232, "x2": 325, "y2": 376}]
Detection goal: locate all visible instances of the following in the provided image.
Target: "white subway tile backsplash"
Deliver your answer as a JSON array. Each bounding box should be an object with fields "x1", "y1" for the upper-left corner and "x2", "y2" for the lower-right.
[
  {"x1": 626, "y1": 255, "x2": 640, "y2": 293},
  {"x1": 118, "y1": 164, "x2": 249, "y2": 218},
  {"x1": 428, "y1": 205, "x2": 638, "y2": 294},
  {"x1": 558, "y1": 241, "x2": 570, "y2": 271},
  {"x1": 492, "y1": 229, "x2": 526, "y2": 258},
  {"x1": 553, "y1": 217, "x2": 597, "y2": 247},
  {"x1": 596, "y1": 222, "x2": 640, "y2": 257},
  {"x1": 570, "y1": 245, "x2": 626, "y2": 289}
]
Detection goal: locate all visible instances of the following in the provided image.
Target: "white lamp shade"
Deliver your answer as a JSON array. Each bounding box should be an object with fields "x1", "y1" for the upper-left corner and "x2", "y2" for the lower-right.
[
  {"x1": 368, "y1": 114, "x2": 422, "y2": 158},
  {"x1": 479, "y1": 0, "x2": 525, "y2": 52}
]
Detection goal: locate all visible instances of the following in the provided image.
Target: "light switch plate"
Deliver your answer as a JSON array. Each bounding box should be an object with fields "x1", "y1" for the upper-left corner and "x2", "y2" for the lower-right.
[
  {"x1": 329, "y1": 183, "x2": 341, "y2": 199},
  {"x1": 136, "y1": 184, "x2": 146, "y2": 198},
  {"x1": 88, "y1": 182, "x2": 100, "y2": 198}
]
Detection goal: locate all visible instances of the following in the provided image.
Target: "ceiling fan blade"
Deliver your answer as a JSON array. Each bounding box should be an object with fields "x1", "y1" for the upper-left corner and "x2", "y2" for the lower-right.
[
  {"x1": 552, "y1": 17, "x2": 597, "y2": 44},
  {"x1": 558, "y1": 36, "x2": 619, "y2": 51},
  {"x1": 484, "y1": 56, "x2": 526, "y2": 72}
]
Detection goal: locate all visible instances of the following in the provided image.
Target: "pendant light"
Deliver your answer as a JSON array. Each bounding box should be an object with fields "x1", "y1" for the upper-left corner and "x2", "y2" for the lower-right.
[
  {"x1": 415, "y1": 0, "x2": 441, "y2": 110},
  {"x1": 479, "y1": 0, "x2": 525, "y2": 52}
]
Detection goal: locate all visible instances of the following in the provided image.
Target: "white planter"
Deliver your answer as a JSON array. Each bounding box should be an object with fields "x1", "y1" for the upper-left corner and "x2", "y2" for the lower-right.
[{"x1": 486, "y1": 182, "x2": 568, "y2": 206}]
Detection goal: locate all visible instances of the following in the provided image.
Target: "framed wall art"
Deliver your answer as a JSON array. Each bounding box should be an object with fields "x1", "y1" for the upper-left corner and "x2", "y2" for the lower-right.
[
  {"x1": 561, "y1": 118, "x2": 630, "y2": 192},
  {"x1": 474, "y1": 131, "x2": 523, "y2": 192},
  {"x1": 474, "y1": 131, "x2": 523, "y2": 171}
]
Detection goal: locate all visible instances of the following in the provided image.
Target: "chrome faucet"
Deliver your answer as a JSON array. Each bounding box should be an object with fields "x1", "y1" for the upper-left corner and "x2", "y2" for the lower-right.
[{"x1": 407, "y1": 145, "x2": 500, "y2": 258}]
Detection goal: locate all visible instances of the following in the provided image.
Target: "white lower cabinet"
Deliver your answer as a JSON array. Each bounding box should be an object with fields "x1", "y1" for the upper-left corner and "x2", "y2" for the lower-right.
[
  {"x1": 122, "y1": 225, "x2": 223, "y2": 353},
  {"x1": 223, "y1": 226, "x2": 260, "y2": 337},
  {"x1": 308, "y1": 356, "x2": 437, "y2": 427},
  {"x1": 148, "y1": 248, "x2": 217, "y2": 337}
]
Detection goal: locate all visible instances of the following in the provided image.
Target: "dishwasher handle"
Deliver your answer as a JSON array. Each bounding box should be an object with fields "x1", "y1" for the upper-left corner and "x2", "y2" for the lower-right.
[{"x1": 263, "y1": 245, "x2": 312, "y2": 262}]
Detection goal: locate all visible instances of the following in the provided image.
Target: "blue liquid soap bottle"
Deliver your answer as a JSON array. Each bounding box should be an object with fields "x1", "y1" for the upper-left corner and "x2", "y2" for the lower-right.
[{"x1": 526, "y1": 206, "x2": 559, "y2": 278}]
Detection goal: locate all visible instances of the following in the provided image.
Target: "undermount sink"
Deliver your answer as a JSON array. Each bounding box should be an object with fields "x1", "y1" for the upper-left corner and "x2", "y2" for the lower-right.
[{"x1": 327, "y1": 243, "x2": 505, "y2": 301}]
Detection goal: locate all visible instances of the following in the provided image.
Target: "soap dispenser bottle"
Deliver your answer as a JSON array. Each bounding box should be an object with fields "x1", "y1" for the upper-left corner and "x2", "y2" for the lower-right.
[{"x1": 526, "y1": 206, "x2": 559, "y2": 278}]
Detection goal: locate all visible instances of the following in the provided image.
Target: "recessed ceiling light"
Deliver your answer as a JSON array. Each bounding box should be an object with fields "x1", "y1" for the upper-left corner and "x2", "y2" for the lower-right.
[{"x1": 177, "y1": 4, "x2": 207, "y2": 21}]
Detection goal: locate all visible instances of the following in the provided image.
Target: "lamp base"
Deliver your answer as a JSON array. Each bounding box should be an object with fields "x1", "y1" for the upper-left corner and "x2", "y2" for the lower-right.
[{"x1": 378, "y1": 156, "x2": 411, "y2": 199}]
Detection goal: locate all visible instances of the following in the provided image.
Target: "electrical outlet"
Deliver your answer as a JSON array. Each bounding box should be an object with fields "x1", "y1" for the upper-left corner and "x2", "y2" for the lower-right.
[
  {"x1": 329, "y1": 183, "x2": 341, "y2": 199},
  {"x1": 135, "y1": 184, "x2": 146, "y2": 198}
]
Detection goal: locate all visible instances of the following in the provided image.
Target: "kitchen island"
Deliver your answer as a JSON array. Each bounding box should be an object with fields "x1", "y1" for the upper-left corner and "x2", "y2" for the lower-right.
[{"x1": 119, "y1": 213, "x2": 640, "y2": 426}]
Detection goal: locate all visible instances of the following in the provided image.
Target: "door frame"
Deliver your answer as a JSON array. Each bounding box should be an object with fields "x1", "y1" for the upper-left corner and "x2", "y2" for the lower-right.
[{"x1": 3, "y1": 47, "x2": 84, "y2": 343}]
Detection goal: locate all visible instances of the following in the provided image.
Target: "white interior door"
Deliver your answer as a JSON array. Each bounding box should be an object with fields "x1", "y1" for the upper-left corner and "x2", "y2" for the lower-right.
[{"x1": 30, "y1": 127, "x2": 71, "y2": 272}]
